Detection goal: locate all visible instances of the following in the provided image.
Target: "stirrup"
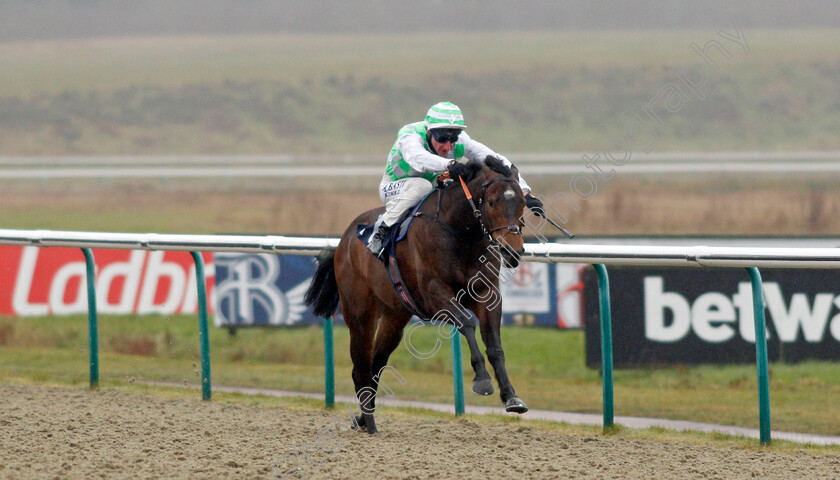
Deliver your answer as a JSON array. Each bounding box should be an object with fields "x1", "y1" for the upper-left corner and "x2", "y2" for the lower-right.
[
  {"x1": 367, "y1": 225, "x2": 389, "y2": 258},
  {"x1": 367, "y1": 239, "x2": 383, "y2": 256}
]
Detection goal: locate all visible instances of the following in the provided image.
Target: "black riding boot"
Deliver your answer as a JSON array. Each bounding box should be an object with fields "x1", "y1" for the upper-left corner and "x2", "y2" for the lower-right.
[{"x1": 367, "y1": 224, "x2": 391, "y2": 258}]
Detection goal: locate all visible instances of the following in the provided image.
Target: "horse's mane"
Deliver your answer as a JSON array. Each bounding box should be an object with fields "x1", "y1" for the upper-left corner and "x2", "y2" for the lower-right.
[{"x1": 462, "y1": 155, "x2": 513, "y2": 183}]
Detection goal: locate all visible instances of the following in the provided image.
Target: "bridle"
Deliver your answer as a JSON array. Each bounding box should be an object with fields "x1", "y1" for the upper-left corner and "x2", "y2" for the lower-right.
[{"x1": 459, "y1": 176, "x2": 523, "y2": 245}]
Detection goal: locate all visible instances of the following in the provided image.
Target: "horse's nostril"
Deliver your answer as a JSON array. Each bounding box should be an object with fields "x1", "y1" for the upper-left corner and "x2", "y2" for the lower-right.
[{"x1": 500, "y1": 244, "x2": 522, "y2": 269}]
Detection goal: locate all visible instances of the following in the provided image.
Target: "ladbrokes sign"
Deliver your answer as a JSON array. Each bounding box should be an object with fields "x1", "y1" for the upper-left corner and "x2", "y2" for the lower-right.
[
  {"x1": 583, "y1": 267, "x2": 840, "y2": 367},
  {"x1": 0, "y1": 246, "x2": 213, "y2": 316}
]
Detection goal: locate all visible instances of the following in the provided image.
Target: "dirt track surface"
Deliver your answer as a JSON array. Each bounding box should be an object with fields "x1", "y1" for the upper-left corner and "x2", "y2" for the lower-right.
[{"x1": 2, "y1": 383, "x2": 839, "y2": 480}]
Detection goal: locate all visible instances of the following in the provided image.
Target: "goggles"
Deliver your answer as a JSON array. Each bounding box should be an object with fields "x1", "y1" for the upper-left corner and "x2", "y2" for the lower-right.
[{"x1": 429, "y1": 128, "x2": 461, "y2": 144}]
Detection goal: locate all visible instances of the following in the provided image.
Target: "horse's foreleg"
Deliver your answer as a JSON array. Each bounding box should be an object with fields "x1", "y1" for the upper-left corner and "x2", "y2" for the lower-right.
[
  {"x1": 422, "y1": 281, "x2": 493, "y2": 395},
  {"x1": 458, "y1": 319, "x2": 494, "y2": 395},
  {"x1": 475, "y1": 303, "x2": 528, "y2": 413}
]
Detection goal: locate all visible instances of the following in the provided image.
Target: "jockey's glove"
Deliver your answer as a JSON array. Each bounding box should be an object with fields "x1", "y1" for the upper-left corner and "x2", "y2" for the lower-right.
[
  {"x1": 446, "y1": 161, "x2": 469, "y2": 180},
  {"x1": 525, "y1": 193, "x2": 546, "y2": 217}
]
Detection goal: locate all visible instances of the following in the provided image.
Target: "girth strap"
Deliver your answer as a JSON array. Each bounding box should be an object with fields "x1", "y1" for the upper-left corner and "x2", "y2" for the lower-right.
[{"x1": 386, "y1": 255, "x2": 427, "y2": 320}]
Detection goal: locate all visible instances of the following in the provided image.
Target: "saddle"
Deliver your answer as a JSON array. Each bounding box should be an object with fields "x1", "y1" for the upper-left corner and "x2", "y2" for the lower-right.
[
  {"x1": 355, "y1": 191, "x2": 432, "y2": 260},
  {"x1": 355, "y1": 212, "x2": 413, "y2": 259},
  {"x1": 355, "y1": 192, "x2": 435, "y2": 320}
]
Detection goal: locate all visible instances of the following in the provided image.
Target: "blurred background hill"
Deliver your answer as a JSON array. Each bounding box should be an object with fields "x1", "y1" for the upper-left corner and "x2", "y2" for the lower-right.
[{"x1": 0, "y1": 1, "x2": 838, "y2": 155}]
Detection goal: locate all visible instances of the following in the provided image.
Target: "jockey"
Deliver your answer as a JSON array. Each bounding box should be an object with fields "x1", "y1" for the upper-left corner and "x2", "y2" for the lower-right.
[{"x1": 368, "y1": 101, "x2": 544, "y2": 256}]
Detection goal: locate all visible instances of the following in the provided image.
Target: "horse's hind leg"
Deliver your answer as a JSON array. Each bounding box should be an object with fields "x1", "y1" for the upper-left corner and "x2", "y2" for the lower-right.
[
  {"x1": 348, "y1": 326, "x2": 381, "y2": 433},
  {"x1": 364, "y1": 309, "x2": 412, "y2": 433},
  {"x1": 341, "y1": 293, "x2": 379, "y2": 433}
]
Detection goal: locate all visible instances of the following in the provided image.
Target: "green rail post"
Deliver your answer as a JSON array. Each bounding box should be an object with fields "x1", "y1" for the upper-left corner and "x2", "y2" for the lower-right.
[
  {"x1": 746, "y1": 267, "x2": 772, "y2": 445},
  {"x1": 593, "y1": 264, "x2": 614, "y2": 430},
  {"x1": 190, "y1": 252, "x2": 212, "y2": 401},
  {"x1": 451, "y1": 329, "x2": 465, "y2": 416},
  {"x1": 81, "y1": 248, "x2": 99, "y2": 390},
  {"x1": 322, "y1": 316, "x2": 335, "y2": 409}
]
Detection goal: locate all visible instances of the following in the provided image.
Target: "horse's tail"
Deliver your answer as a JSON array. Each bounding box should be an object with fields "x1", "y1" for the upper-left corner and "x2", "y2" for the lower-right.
[{"x1": 304, "y1": 251, "x2": 340, "y2": 318}]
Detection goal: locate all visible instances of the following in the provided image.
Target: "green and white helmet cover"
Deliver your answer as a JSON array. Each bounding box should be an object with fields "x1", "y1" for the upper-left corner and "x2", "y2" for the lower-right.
[{"x1": 424, "y1": 101, "x2": 467, "y2": 131}]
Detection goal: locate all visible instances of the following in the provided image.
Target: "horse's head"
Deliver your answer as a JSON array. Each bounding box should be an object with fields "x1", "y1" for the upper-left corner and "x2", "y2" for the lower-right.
[{"x1": 464, "y1": 156, "x2": 526, "y2": 268}]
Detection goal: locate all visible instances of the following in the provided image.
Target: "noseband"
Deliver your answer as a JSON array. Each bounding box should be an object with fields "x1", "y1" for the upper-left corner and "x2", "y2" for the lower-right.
[{"x1": 472, "y1": 176, "x2": 523, "y2": 244}]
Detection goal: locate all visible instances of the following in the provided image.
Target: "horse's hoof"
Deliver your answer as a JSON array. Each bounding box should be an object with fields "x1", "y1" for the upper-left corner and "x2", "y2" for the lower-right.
[
  {"x1": 353, "y1": 415, "x2": 366, "y2": 431},
  {"x1": 472, "y1": 378, "x2": 494, "y2": 396},
  {"x1": 505, "y1": 397, "x2": 528, "y2": 414},
  {"x1": 362, "y1": 413, "x2": 377, "y2": 434}
]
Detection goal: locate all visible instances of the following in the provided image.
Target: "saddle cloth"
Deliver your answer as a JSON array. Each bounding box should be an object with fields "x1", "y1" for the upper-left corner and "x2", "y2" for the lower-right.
[{"x1": 355, "y1": 195, "x2": 433, "y2": 319}]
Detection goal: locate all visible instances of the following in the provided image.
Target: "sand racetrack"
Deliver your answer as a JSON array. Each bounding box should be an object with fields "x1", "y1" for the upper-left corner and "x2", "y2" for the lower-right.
[{"x1": 1, "y1": 383, "x2": 839, "y2": 479}]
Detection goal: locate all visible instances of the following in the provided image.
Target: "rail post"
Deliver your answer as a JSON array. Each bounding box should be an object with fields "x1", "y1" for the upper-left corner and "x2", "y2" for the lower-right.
[
  {"x1": 322, "y1": 316, "x2": 335, "y2": 409},
  {"x1": 190, "y1": 252, "x2": 212, "y2": 401},
  {"x1": 746, "y1": 267, "x2": 772, "y2": 445},
  {"x1": 451, "y1": 329, "x2": 465, "y2": 416},
  {"x1": 593, "y1": 264, "x2": 614, "y2": 430},
  {"x1": 81, "y1": 248, "x2": 99, "y2": 390}
]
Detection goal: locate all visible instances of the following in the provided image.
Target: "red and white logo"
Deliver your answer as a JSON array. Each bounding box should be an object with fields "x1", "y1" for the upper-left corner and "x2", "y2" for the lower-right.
[{"x1": 0, "y1": 246, "x2": 214, "y2": 316}]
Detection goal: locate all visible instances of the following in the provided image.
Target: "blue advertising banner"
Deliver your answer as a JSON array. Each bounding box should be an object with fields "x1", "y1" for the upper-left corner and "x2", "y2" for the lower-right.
[
  {"x1": 213, "y1": 253, "x2": 568, "y2": 328},
  {"x1": 214, "y1": 253, "x2": 333, "y2": 327}
]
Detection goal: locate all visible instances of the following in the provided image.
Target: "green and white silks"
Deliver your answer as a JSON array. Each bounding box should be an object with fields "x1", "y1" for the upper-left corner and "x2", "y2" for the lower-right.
[{"x1": 378, "y1": 121, "x2": 530, "y2": 226}]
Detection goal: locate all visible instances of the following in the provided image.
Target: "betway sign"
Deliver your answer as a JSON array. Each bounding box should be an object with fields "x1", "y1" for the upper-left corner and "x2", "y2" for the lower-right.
[
  {"x1": 0, "y1": 246, "x2": 214, "y2": 316},
  {"x1": 645, "y1": 277, "x2": 840, "y2": 344},
  {"x1": 584, "y1": 267, "x2": 840, "y2": 367}
]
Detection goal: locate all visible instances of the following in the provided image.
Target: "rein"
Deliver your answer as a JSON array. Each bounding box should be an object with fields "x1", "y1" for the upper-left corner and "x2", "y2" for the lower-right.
[
  {"x1": 459, "y1": 175, "x2": 522, "y2": 244},
  {"x1": 477, "y1": 176, "x2": 523, "y2": 242},
  {"x1": 426, "y1": 172, "x2": 523, "y2": 245},
  {"x1": 458, "y1": 176, "x2": 488, "y2": 238}
]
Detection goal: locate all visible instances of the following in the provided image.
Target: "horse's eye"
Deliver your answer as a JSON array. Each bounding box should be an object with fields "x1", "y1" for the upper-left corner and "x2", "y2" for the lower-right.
[{"x1": 488, "y1": 200, "x2": 495, "y2": 208}]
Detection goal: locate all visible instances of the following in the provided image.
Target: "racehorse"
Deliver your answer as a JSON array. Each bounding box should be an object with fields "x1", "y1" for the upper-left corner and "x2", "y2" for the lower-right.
[{"x1": 305, "y1": 156, "x2": 528, "y2": 434}]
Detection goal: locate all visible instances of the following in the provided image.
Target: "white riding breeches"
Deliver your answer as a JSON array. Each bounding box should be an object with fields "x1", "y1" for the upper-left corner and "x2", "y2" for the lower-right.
[{"x1": 378, "y1": 177, "x2": 435, "y2": 226}]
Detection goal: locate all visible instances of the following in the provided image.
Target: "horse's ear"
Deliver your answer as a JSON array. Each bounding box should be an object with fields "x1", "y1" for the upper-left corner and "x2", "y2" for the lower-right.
[
  {"x1": 482, "y1": 155, "x2": 512, "y2": 177},
  {"x1": 510, "y1": 164, "x2": 521, "y2": 181}
]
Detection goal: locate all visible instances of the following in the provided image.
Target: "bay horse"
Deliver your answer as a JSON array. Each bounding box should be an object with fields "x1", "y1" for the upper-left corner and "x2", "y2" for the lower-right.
[{"x1": 305, "y1": 156, "x2": 528, "y2": 434}]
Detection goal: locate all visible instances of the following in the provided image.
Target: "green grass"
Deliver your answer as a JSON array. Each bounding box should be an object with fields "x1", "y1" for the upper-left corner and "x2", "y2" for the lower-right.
[{"x1": 2, "y1": 314, "x2": 840, "y2": 436}]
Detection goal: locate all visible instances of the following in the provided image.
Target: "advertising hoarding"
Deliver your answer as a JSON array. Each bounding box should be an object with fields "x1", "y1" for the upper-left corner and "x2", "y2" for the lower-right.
[{"x1": 584, "y1": 266, "x2": 840, "y2": 367}]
